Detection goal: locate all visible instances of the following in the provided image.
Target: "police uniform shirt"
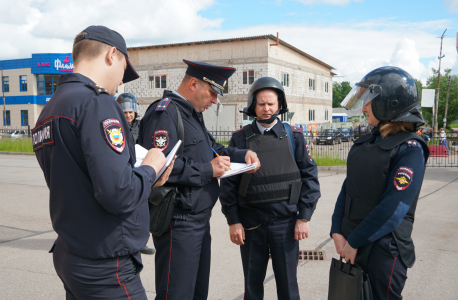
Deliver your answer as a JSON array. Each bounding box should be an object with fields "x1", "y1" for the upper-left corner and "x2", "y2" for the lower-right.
[
  {"x1": 138, "y1": 90, "x2": 249, "y2": 220},
  {"x1": 33, "y1": 73, "x2": 156, "y2": 259},
  {"x1": 256, "y1": 119, "x2": 277, "y2": 134},
  {"x1": 220, "y1": 120, "x2": 321, "y2": 225}
]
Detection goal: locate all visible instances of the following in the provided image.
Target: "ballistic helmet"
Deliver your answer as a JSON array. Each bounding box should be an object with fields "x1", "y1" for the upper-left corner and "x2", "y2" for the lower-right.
[
  {"x1": 242, "y1": 77, "x2": 288, "y2": 123},
  {"x1": 341, "y1": 66, "x2": 425, "y2": 126},
  {"x1": 116, "y1": 93, "x2": 139, "y2": 117}
]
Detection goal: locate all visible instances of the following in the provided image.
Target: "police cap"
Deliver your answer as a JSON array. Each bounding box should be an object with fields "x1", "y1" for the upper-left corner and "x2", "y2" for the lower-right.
[
  {"x1": 75, "y1": 25, "x2": 139, "y2": 84},
  {"x1": 183, "y1": 59, "x2": 236, "y2": 96}
]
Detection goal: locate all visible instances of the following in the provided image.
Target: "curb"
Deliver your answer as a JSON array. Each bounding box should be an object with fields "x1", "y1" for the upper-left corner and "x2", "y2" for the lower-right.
[
  {"x1": 0, "y1": 151, "x2": 34, "y2": 156},
  {"x1": 317, "y1": 165, "x2": 347, "y2": 172}
]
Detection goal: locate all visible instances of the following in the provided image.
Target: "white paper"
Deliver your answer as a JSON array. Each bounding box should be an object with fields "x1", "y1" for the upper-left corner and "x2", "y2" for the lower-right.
[{"x1": 217, "y1": 162, "x2": 258, "y2": 179}]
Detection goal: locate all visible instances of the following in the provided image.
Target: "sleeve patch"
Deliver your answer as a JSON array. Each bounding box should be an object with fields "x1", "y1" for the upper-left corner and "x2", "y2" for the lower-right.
[
  {"x1": 32, "y1": 119, "x2": 54, "y2": 151},
  {"x1": 155, "y1": 98, "x2": 172, "y2": 111},
  {"x1": 394, "y1": 167, "x2": 413, "y2": 190},
  {"x1": 102, "y1": 118, "x2": 125, "y2": 153},
  {"x1": 232, "y1": 128, "x2": 243, "y2": 135},
  {"x1": 154, "y1": 130, "x2": 169, "y2": 150}
]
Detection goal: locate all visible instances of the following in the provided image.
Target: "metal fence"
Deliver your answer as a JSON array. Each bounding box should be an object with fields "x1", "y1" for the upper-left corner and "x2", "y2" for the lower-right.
[
  {"x1": 210, "y1": 129, "x2": 458, "y2": 168},
  {"x1": 0, "y1": 127, "x2": 31, "y2": 136}
]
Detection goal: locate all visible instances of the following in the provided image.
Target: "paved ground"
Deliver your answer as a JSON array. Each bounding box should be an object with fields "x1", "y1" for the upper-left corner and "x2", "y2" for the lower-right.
[{"x1": 0, "y1": 153, "x2": 457, "y2": 299}]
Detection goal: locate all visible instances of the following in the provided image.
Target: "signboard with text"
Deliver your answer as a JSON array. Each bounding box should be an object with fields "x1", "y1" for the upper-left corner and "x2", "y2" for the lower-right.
[{"x1": 31, "y1": 53, "x2": 74, "y2": 74}]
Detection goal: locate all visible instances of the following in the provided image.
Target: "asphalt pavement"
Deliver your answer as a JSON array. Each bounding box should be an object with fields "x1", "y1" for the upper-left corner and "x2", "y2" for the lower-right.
[{"x1": 0, "y1": 154, "x2": 457, "y2": 299}]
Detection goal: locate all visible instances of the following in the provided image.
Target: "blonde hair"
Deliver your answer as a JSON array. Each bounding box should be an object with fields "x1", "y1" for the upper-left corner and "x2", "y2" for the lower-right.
[{"x1": 379, "y1": 122, "x2": 415, "y2": 138}]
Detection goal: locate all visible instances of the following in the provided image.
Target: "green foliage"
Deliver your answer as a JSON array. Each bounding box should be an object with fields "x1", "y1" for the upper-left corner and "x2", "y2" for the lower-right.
[
  {"x1": 0, "y1": 138, "x2": 33, "y2": 153},
  {"x1": 313, "y1": 154, "x2": 347, "y2": 166},
  {"x1": 450, "y1": 124, "x2": 458, "y2": 128},
  {"x1": 332, "y1": 81, "x2": 352, "y2": 108},
  {"x1": 421, "y1": 68, "x2": 458, "y2": 129}
]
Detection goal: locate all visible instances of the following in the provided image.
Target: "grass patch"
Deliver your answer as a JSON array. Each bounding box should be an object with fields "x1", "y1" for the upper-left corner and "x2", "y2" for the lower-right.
[
  {"x1": 0, "y1": 138, "x2": 33, "y2": 153},
  {"x1": 449, "y1": 124, "x2": 458, "y2": 128},
  {"x1": 313, "y1": 154, "x2": 347, "y2": 166}
]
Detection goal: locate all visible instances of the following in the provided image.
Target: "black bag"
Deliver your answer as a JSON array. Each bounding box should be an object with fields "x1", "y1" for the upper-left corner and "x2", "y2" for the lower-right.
[
  {"x1": 328, "y1": 257, "x2": 372, "y2": 300},
  {"x1": 148, "y1": 101, "x2": 184, "y2": 236}
]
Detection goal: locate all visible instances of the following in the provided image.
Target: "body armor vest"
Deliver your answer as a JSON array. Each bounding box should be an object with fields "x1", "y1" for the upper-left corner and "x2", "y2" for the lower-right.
[
  {"x1": 341, "y1": 131, "x2": 429, "y2": 268},
  {"x1": 238, "y1": 124, "x2": 302, "y2": 205}
]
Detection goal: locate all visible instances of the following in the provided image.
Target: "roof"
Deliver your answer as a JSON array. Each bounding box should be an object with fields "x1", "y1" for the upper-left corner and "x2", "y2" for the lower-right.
[
  {"x1": 332, "y1": 107, "x2": 362, "y2": 117},
  {"x1": 332, "y1": 113, "x2": 348, "y2": 117},
  {"x1": 128, "y1": 34, "x2": 335, "y2": 70}
]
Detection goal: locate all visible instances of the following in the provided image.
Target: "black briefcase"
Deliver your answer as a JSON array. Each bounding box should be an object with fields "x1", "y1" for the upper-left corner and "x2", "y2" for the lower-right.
[
  {"x1": 148, "y1": 184, "x2": 177, "y2": 236},
  {"x1": 328, "y1": 257, "x2": 372, "y2": 300}
]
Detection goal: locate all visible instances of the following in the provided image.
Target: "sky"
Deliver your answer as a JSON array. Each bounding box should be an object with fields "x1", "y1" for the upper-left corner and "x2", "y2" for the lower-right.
[{"x1": 0, "y1": 0, "x2": 457, "y2": 84}]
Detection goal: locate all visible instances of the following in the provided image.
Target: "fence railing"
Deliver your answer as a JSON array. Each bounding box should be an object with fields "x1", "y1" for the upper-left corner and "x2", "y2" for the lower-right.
[{"x1": 0, "y1": 127, "x2": 31, "y2": 136}]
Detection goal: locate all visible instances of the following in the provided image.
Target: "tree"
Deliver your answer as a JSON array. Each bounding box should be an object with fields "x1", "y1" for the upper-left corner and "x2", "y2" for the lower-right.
[
  {"x1": 332, "y1": 81, "x2": 352, "y2": 108},
  {"x1": 421, "y1": 68, "x2": 458, "y2": 129}
]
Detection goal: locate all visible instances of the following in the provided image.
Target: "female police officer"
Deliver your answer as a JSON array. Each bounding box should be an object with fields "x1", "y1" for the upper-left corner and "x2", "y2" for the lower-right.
[{"x1": 330, "y1": 66, "x2": 429, "y2": 300}]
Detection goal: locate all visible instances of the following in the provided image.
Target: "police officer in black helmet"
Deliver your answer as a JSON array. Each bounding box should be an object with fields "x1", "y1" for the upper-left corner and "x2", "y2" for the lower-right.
[
  {"x1": 117, "y1": 92, "x2": 141, "y2": 141},
  {"x1": 220, "y1": 77, "x2": 321, "y2": 300},
  {"x1": 330, "y1": 66, "x2": 430, "y2": 300}
]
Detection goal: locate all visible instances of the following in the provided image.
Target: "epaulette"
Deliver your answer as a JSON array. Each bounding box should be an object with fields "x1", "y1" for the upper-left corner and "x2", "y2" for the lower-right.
[
  {"x1": 405, "y1": 139, "x2": 421, "y2": 148},
  {"x1": 291, "y1": 126, "x2": 304, "y2": 133},
  {"x1": 85, "y1": 82, "x2": 109, "y2": 95},
  {"x1": 232, "y1": 128, "x2": 243, "y2": 135},
  {"x1": 155, "y1": 98, "x2": 172, "y2": 111}
]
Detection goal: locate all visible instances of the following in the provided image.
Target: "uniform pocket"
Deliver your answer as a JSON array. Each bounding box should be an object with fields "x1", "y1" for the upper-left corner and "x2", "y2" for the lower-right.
[{"x1": 183, "y1": 132, "x2": 203, "y2": 147}]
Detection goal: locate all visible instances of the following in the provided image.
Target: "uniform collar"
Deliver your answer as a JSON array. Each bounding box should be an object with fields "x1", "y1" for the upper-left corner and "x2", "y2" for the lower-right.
[
  {"x1": 253, "y1": 118, "x2": 282, "y2": 137},
  {"x1": 58, "y1": 72, "x2": 97, "y2": 86},
  {"x1": 162, "y1": 90, "x2": 195, "y2": 117}
]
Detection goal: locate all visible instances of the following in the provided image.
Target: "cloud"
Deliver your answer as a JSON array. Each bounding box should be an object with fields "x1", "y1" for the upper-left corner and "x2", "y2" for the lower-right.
[
  {"x1": 389, "y1": 39, "x2": 427, "y2": 79},
  {"x1": 444, "y1": 0, "x2": 458, "y2": 14}
]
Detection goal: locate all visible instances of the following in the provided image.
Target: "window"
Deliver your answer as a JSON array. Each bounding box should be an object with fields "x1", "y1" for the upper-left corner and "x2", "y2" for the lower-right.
[
  {"x1": 243, "y1": 113, "x2": 254, "y2": 121},
  {"x1": 149, "y1": 75, "x2": 167, "y2": 89},
  {"x1": 3, "y1": 110, "x2": 10, "y2": 126},
  {"x1": 325, "y1": 82, "x2": 329, "y2": 93},
  {"x1": 281, "y1": 72, "x2": 289, "y2": 87},
  {"x1": 309, "y1": 78, "x2": 315, "y2": 91},
  {"x1": 21, "y1": 110, "x2": 29, "y2": 126},
  {"x1": 325, "y1": 110, "x2": 329, "y2": 121},
  {"x1": 309, "y1": 109, "x2": 315, "y2": 121},
  {"x1": 37, "y1": 74, "x2": 60, "y2": 95},
  {"x1": 2, "y1": 76, "x2": 9, "y2": 92},
  {"x1": 243, "y1": 70, "x2": 254, "y2": 85},
  {"x1": 224, "y1": 80, "x2": 229, "y2": 94},
  {"x1": 20, "y1": 75, "x2": 27, "y2": 92}
]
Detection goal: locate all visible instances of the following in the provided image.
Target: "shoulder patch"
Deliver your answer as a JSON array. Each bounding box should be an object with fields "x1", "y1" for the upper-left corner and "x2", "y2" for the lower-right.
[
  {"x1": 306, "y1": 144, "x2": 313, "y2": 162},
  {"x1": 291, "y1": 126, "x2": 304, "y2": 133},
  {"x1": 232, "y1": 128, "x2": 243, "y2": 135},
  {"x1": 405, "y1": 140, "x2": 421, "y2": 147},
  {"x1": 155, "y1": 98, "x2": 172, "y2": 112},
  {"x1": 394, "y1": 167, "x2": 413, "y2": 191},
  {"x1": 154, "y1": 130, "x2": 169, "y2": 150},
  {"x1": 101, "y1": 118, "x2": 125, "y2": 153}
]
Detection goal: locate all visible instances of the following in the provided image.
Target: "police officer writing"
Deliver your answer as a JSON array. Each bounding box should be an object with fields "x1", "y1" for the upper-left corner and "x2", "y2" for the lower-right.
[
  {"x1": 138, "y1": 59, "x2": 260, "y2": 300},
  {"x1": 117, "y1": 92, "x2": 141, "y2": 141},
  {"x1": 32, "y1": 26, "x2": 173, "y2": 300},
  {"x1": 330, "y1": 67, "x2": 429, "y2": 300},
  {"x1": 220, "y1": 77, "x2": 321, "y2": 300}
]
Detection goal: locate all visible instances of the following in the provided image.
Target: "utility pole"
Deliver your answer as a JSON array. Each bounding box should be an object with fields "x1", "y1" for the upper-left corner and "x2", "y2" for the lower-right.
[
  {"x1": 443, "y1": 75, "x2": 452, "y2": 129},
  {"x1": 0, "y1": 67, "x2": 5, "y2": 127},
  {"x1": 434, "y1": 29, "x2": 447, "y2": 134}
]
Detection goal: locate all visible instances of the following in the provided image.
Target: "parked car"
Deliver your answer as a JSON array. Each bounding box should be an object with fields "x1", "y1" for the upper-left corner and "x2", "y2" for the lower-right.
[
  {"x1": 316, "y1": 129, "x2": 343, "y2": 145},
  {"x1": 337, "y1": 127, "x2": 354, "y2": 142},
  {"x1": 2, "y1": 130, "x2": 28, "y2": 139},
  {"x1": 354, "y1": 126, "x2": 368, "y2": 138}
]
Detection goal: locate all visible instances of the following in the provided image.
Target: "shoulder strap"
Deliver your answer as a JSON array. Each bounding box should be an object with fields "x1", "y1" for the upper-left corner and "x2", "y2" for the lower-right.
[
  {"x1": 170, "y1": 101, "x2": 184, "y2": 156},
  {"x1": 282, "y1": 122, "x2": 296, "y2": 159}
]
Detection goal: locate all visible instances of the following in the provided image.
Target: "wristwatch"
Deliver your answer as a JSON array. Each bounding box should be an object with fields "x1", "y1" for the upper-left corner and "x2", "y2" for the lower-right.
[{"x1": 300, "y1": 219, "x2": 309, "y2": 222}]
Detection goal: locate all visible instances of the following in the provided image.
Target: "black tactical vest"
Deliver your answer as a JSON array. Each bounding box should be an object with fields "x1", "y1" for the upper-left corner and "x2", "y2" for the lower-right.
[
  {"x1": 341, "y1": 131, "x2": 429, "y2": 268},
  {"x1": 238, "y1": 123, "x2": 302, "y2": 205}
]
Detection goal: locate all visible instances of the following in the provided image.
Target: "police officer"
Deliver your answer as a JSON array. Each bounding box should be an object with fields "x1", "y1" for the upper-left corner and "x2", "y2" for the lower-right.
[
  {"x1": 219, "y1": 77, "x2": 321, "y2": 300},
  {"x1": 117, "y1": 92, "x2": 141, "y2": 140},
  {"x1": 116, "y1": 92, "x2": 156, "y2": 256},
  {"x1": 138, "y1": 59, "x2": 261, "y2": 300},
  {"x1": 32, "y1": 26, "x2": 172, "y2": 299},
  {"x1": 330, "y1": 67, "x2": 430, "y2": 300}
]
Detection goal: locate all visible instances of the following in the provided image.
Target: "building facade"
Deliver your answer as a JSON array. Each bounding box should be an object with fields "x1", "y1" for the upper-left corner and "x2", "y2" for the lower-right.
[{"x1": 125, "y1": 34, "x2": 335, "y2": 131}]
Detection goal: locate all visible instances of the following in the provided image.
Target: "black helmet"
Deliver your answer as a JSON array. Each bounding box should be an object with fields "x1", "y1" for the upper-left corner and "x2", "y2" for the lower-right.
[
  {"x1": 116, "y1": 93, "x2": 139, "y2": 117},
  {"x1": 242, "y1": 77, "x2": 288, "y2": 123},
  {"x1": 341, "y1": 67, "x2": 425, "y2": 126}
]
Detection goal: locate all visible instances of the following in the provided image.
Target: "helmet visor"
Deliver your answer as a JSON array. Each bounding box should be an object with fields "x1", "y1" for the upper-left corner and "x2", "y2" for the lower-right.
[
  {"x1": 120, "y1": 101, "x2": 139, "y2": 113},
  {"x1": 340, "y1": 83, "x2": 382, "y2": 110}
]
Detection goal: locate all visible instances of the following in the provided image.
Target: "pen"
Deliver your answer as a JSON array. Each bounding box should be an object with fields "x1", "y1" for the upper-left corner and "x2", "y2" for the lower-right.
[{"x1": 211, "y1": 148, "x2": 231, "y2": 170}]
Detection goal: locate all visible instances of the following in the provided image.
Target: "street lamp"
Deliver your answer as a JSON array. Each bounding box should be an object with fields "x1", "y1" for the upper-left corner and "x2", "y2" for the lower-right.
[{"x1": 0, "y1": 67, "x2": 5, "y2": 127}]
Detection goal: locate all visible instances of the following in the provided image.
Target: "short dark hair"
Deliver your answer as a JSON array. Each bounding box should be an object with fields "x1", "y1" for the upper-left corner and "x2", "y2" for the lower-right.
[{"x1": 72, "y1": 31, "x2": 123, "y2": 64}]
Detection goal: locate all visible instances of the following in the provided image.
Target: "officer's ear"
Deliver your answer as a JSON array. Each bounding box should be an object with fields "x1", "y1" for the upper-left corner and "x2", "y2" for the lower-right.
[
  {"x1": 189, "y1": 77, "x2": 200, "y2": 93},
  {"x1": 105, "y1": 46, "x2": 119, "y2": 67}
]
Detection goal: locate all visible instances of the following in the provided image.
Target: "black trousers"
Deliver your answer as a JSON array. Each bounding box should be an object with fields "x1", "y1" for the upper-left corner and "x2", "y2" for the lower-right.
[
  {"x1": 52, "y1": 240, "x2": 147, "y2": 300},
  {"x1": 366, "y1": 234, "x2": 408, "y2": 300},
  {"x1": 240, "y1": 219, "x2": 300, "y2": 300},
  {"x1": 153, "y1": 218, "x2": 211, "y2": 300}
]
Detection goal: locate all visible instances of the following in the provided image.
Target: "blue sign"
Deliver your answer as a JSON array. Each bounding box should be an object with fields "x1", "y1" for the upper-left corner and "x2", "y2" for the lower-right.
[{"x1": 31, "y1": 53, "x2": 74, "y2": 74}]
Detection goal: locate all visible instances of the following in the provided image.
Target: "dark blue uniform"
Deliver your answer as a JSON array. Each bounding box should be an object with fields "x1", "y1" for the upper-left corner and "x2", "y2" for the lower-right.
[
  {"x1": 33, "y1": 73, "x2": 156, "y2": 300},
  {"x1": 219, "y1": 120, "x2": 321, "y2": 300},
  {"x1": 138, "y1": 90, "x2": 248, "y2": 300},
  {"x1": 331, "y1": 134, "x2": 427, "y2": 300}
]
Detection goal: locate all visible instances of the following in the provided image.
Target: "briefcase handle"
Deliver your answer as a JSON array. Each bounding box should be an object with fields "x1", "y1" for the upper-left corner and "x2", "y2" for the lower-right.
[{"x1": 339, "y1": 256, "x2": 353, "y2": 275}]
